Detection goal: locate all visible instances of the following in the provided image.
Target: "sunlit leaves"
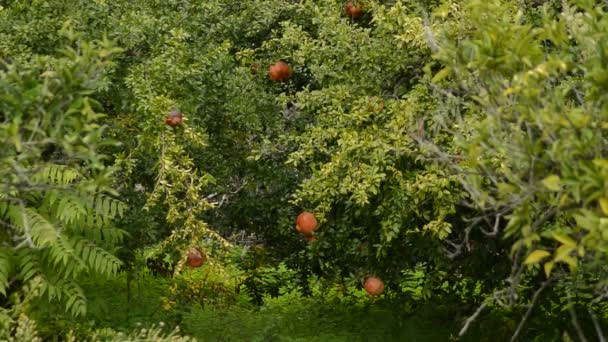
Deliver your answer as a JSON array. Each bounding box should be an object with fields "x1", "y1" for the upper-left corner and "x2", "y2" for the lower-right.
[
  {"x1": 524, "y1": 250, "x2": 551, "y2": 265},
  {"x1": 541, "y1": 175, "x2": 562, "y2": 192},
  {"x1": 429, "y1": 1, "x2": 608, "y2": 326}
]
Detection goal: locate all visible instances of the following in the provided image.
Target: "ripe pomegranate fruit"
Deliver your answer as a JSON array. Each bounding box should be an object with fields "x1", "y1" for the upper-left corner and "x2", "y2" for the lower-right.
[
  {"x1": 187, "y1": 248, "x2": 206, "y2": 268},
  {"x1": 364, "y1": 277, "x2": 384, "y2": 296},
  {"x1": 345, "y1": 1, "x2": 363, "y2": 19},
  {"x1": 268, "y1": 61, "x2": 292, "y2": 82},
  {"x1": 165, "y1": 109, "x2": 183, "y2": 126},
  {"x1": 296, "y1": 212, "x2": 318, "y2": 236}
]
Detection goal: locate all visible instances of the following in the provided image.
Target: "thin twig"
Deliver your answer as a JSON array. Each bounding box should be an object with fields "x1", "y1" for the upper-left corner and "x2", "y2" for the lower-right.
[
  {"x1": 567, "y1": 290, "x2": 588, "y2": 342},
  {"x1": 459, "y1": 289, "x2": 511, "y2": 337},
  {"x1": 479, "y1": 214, "x2": 500, "y2": 237},
  {"x1": 458, "y1": 301, "x2": 489, "y2": 336},
  {"x1": 510, "y1": 280, "x2": 551, "y2": 342},
  {"x1": 588, "y1": 307, "x2": 606, "y2": 342}
]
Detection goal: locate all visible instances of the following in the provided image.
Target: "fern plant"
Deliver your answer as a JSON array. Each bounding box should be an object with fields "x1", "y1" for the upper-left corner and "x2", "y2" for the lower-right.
[{"x1": 0, "y1": 23, "x2": 125, "y2": 317}]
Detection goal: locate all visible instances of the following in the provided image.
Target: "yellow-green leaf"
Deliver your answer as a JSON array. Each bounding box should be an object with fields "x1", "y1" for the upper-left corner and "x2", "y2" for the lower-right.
[
  {"x1": 592, "y1": 159, "x2": 608, "y2": 169},
  {"x1": 544, "y1": 261, "x2": 554, "y2": 278},
  {"x1": 552, "y1": 233, "x2": 576, "y2": 247},
  {"x1": 554, "y1": 244, "x2": 575, "y2": 261},
  {"x1": 541, "y1": 175, "x2": 561, "y2": 191},
  {"x1": 599, "y1": 198, "x2": 608, "y2": 216},
  {"x1": 510, "y1": 240, "x2": 523, "y2": 257},
  {"x1": 497, "y1": 182, "x2": 517, "y2": 195},
  {"x1": 432, "y1": 66, "x2": 452, "y2": 83},
  {"x1": 559, "y1": 194, "x2": 571, "y2": 207},
  {"x1": 559, "y1": 255, "x2": 578, "y2": 272},
  {"x1": 524, "y1": 250, "x2": 551, "y2": 265}
]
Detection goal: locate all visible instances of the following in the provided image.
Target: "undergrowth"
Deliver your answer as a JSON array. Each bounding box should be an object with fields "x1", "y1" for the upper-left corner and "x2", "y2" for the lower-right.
[{"x1": 25, "y1": 269, "x2": 499, "y2": 342}]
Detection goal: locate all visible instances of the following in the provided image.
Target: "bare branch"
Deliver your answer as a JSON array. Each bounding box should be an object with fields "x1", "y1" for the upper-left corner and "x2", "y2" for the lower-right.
[
  {"x1": 459, "y1": 289, "x2": 510, "y2": 337},
  {"x1": 510, "y1": 280, "x2": 551, "y2": 342},
  {"x1": 566, "y1": 290, "x2": 589, "y2": 342},
  {"x1": 588, "y1": 307, "x2": 606, "y2": 342},
  {"x1": 212, "y1": 179, "x2": 249, "y2": 208},
  {"x1": 459, "y1": 301, "x2": 488, "y2": 337},
  {"x1": 479, "y1": 214, "x2": 500, "y2": 237}
]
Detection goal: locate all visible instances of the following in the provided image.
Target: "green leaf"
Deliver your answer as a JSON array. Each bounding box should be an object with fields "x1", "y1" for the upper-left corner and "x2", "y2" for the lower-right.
[
  {"x1": 524, "y1": 250, "x2": 551, "y2": 265},
  {"x1": 0, "y1": 249, "x2": 10, "y2": 296},
  {"x1": 544, "y1": 261, "x2": 554, "y2": 278},
  {"x1": 592, "y1": 159, "x2": 608, "y2": 169},
  {"x1": 552, "y1": 233, "x2": 576, "y2": 247},
  {"x1": 554, "y1": 244, "x2": 575, "y2": 261},
  {"x1": 599, "y1": 198, "x2": 608, "y2": 216},
  {"x1": 497, "y1": 182, "x2": 517, "y2": 195},
  {"x1": 559, "y1": 255, "x2": 578, "y2": 272},
  {"x1": 541, "y1": 175, "x2": 561, "y2": 191},
  {"x1": 432, "y1": 66, "x2": 452, "y2": 83}
]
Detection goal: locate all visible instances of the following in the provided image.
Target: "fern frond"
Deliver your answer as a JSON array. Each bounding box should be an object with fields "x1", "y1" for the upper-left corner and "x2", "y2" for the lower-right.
[
  {"x1": 70, "y1": 193, "x2": 127, "y2": 230},
  {"x1": 73, "y1": 237, "x2": 122, "y2": 276},
  {"x1": 37, "y1": 276, "x2": 58, "y2": 302},
  {"x1": 56, "y1": 194, "x2": 88, "y2": 227},
  {"x1": 100, "y1": 227, "x2": 128, "y2": 244},
  {"x1": 17, "y1": 251, "x2": 39, "y2": 283},
  {"x1": 35, "y1": 277, "x2": 86, "y2": 316},
  {"x1": 62, "y1": 281, "x2": 87, "y2": 317},
  {"x1": 82, "y1": 226, "x2": 128, "y2": 245},
  {"x1": 0, "y1": 248, "x2": 11, "y2": 297},
  {"x1": 43, "y1": 191, "x2": 126, "y2": 240},
  {"x1": 93, "y1": 194, "x2": 126, "y2": 220},
  {"x1": 41, "y1": 189, "x2": 61, "y2": 209},
  {"x1": 32, "y1": 164, "x2": 81, "y2": 185},
  {"x1": 43, "y1": 234, "x2": 86, "y2": 279},
  {"x1": 8, "y1": 204, "x2": 57, "y2": 247}
]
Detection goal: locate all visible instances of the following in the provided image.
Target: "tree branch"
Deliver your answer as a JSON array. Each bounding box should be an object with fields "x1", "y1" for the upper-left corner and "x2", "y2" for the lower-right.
[
  {"x1": 510, "y1": 280, "x2": 551, "y2": 342},
  {"x1": 588, "y1": 307, "x2": 606, "y2": 342},
  {"x1": 567, "y1": 290, "x2": 589, "y2": 342}
]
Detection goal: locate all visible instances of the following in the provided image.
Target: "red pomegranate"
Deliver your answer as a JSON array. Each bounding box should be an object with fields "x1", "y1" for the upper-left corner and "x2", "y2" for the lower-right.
[
  {"x1": 364, "y1": 277, "x2": 384, "y2": 296},
  {"x1": 165, "y1": 109, "x2": 183, "y2": 126},
  {"x1": 345, "y1": 1, "x2": 363, "y2": 19},
  {"x1": 268, "y1": 61, "x2": 292, "y2": 82},
  {"x1": 187, "y1": 248, "x2": 206, "y2": 268},
  {"x1": 296, "y1": 212, "x2": 318, "y2": 236}
]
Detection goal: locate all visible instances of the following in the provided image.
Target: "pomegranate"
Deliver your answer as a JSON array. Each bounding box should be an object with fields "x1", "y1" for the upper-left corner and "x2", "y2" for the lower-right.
[
  {"x1": 306, "y1": 235, "x2": 316, "y2": 242},
  {"x1": 268, "y1": 61, "x2": 292, "y2": 82},
  {"x1": 165, "y1": 109, "x2": 183, "y2": 126},
  {"x1": 187, "y1": 248, "x2": 206, "y2": 268},
  {"x1": 364, "y1": 277, "x2": 384, "y2": 296},
  {"x1": 345, "y1": 1, "x2": 363, "y2": 19},
  {"x1": 296, "y1": 212, "x2": 318, "y2": 236}
]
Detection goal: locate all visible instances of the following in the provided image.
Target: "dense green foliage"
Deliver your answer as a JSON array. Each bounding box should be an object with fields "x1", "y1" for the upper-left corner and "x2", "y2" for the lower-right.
[
  {"x1": 0, "y1": 0, "x2": 607, "y2": 340},
  {"x1": 0, "y1": 24, "x2": 126, "y2": 319}
]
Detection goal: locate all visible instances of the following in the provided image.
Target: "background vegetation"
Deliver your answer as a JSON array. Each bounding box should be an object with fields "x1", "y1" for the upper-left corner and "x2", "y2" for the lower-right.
[{"x1": 0, "y1": 0, "x2": 607, "y2": 340}]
